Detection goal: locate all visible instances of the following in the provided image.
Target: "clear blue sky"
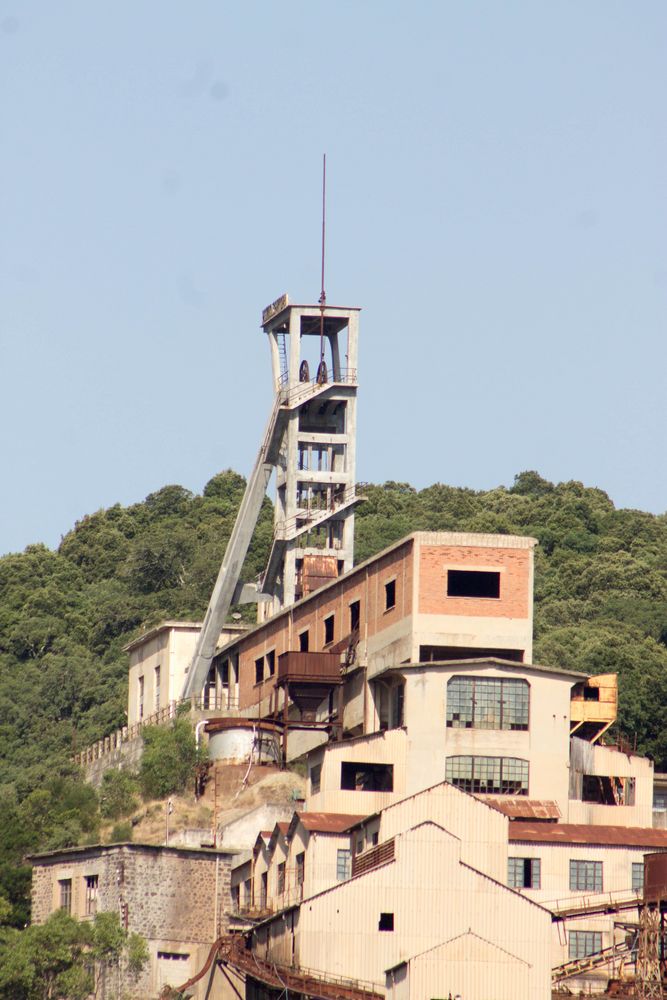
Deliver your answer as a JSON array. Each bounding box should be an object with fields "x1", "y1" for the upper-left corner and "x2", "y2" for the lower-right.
[{"x1": 1, "y1": 2, "x2": 665, "y2": 556}]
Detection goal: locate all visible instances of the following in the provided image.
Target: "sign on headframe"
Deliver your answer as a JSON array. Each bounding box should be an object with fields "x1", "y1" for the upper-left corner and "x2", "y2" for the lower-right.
[{"x1": 262, "y1": 293, "x2": 289, "y2": 325}]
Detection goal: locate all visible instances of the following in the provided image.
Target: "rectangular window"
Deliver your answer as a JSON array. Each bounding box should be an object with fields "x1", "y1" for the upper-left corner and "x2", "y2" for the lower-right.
[
  {"x1": 310, "y1": 763, "x2": 322, "y2": 795},
  {"x1": 508, "y1": 858, "x2": 541, "y2": 889},
  {"x1": 243, "y1": 878, "x2": 252, "y2": 904},
  {"x1": 277, "y1": 862, "x2": 286, "y2": 895},
  {"x1": 341, "y1": 761, "x2": 394, "y2": 792},
  {"x1": 296, "y1": 852, "x2": 305, "y2": 886},
  {"x1": 384, "y1": 580, "x2": 396, "y2": 611},
  {"x1": 157, "y1": 951, "x2": 190, "y2": 962},
  {"x1": 138, "y1": 676, "x2": 144, "y2": 720},
  {"x1": 260, "y1": 872, "x2": 268, "y2": 908},
  {"x1": 255, "y1": 657, "x2": 264, "y2": 684},
  {"x1": 654, "y1": 790, "x2": 667, "y2": 811},
  {"x1": 336, "y1": 849, "x2": 351, "y2": 881},
  {"x1": 379, "y1": 912, "x2": 394, "y2": 932},
  {"x1": 324, "y1": 615, "x2": 335, "y2": 646},
  {"x1": 350, "y1": 600, "x2": 360, "y2": 632},
  {"x1": 447, "y1": 677, "x2": 529, "y2": 731},
  {"x1": 154, "y1": 666, "x2": 161, "y2": 712},
  {"x1": 445, "y1": 756, "x2": 529, "y2": 796},
  {"x1": 447, "y1": 569, "x2": 500, "y2": 599},
  {"x1": 392, "y1": 685, "x2": 405, "y2": 729},
  {"x1": 299, "y1": 630, "x2": 309, "y2": 652},
  {"x1": 569, "y1": 931, "x2": 602, "y2": 960},
  {"x1": 85, "y1": 874, "x2": 98, "y2": 916},
  {"x1": 59, "y1": 879, "x2": 72, "y2": 914},
  {"x1": 582, "y1": 774, "x2": 635, "y2": 806},
  {"x1": 231, "y1": 885, "x2": 240, "y2": 910},
  {"x1": 569, "y1": 860, "x2": 603, "y2": 892},
  {"x1": 632, "y1": 862, "x2": 644, "y2": 892},
  {"x1": 266, "y1": 650, "x2": 275, "y2": 677}
]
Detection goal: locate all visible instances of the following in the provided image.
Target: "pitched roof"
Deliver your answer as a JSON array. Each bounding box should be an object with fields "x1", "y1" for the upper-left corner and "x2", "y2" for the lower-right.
[
  {"x1": 295, "y1": 812, "x2": 365, "y2": 834},
  {"x1": 480, "y1": 798, "x2": 561, "y2": 820},
  {"x1": 509, "y1": 822, "x2": 667, "y2": 848}
]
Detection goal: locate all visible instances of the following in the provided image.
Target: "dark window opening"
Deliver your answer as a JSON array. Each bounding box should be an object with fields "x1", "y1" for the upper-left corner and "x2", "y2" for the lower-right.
[
  {"x1": 299, "y1": 630, "x2": 310, "y2": 652},
  {"x1": 341, "y1": 761, "x2": 394, "y2": 792},
  {"x1": 350, "y1": 600, "x2": 360, "y2": 632},
  {"x1": 296, "y1": 852, "x2": 305, "y2": 886},
  {"x1": 582, "y1": 774, "x2": 635, "y2": 806},
  {"x1": 254, "y1": 657, "x2": 264, "y2": 684},
  {"x1": 420, "y1": 644, "x2": 524, "y2": 663},
  {"x1": 85, "y1": 874, "x2": 98, "y2": 916},
  {"x1": 385, "y1": 580, "x2": 396, "y2": 611},
  {"x1": 508, "y1": 857, "x2": 541, "y2": 889},
  {"x1": 266, "y1": 650, "x2": 275, "y2": 677},
  {"x1": 379, "y1": 912, "x2": 394, "y2": 932},
  {"x1": 324, "y1": 615, "x2": 335, "y2": 645},
  {"x1": 392, "y1": 685, "x2": 405, "y2": 729},
  {"x1": 447, "y1": 569, "x2": 500, "y2": 599},
  {"x1": 583, "y1": 686, "x2": 600, "y2": 701},
  {"x1": 277, "y1": 862, "x2": 286, "y2": 895},
  {"x1": 310, "y1": 763, "x2": 322, "y2": 795}
]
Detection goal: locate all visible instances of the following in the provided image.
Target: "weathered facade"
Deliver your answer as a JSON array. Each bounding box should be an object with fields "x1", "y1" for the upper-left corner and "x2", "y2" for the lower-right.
[{"x1": 29, "y1": 843, "x2": 234, "y2": 999}]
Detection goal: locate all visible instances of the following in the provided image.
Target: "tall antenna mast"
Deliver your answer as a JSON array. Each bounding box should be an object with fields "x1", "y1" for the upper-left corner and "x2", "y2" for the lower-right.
[{"x1": 318, "y1": 153, "x2": 327, "y2": 381}]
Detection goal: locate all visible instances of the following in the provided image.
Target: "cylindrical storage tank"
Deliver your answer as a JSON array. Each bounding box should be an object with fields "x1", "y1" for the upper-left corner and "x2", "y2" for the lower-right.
[
  {"x1": 205, "y1": 718, "x2": 281, "y2": 764},
  {"x1": 643, "y1": 852, "x2": 667, "y2": 903}
]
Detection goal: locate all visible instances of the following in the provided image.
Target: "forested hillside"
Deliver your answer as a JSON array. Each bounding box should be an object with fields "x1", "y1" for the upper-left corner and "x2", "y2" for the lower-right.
[{"x1": 0, "y1": 469, "x2": 666, "y2": 924}]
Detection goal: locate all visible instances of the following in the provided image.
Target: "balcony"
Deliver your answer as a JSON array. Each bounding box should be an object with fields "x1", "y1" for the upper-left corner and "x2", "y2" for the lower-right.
[
  {"x1": 571, "y1": 673, "x2": 617, "y2": 743},
  {"x1": 277, "y1": 651, "x2": 342, "y2": 684}
]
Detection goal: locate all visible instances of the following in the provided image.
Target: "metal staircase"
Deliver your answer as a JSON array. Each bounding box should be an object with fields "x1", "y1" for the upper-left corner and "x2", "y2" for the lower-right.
[{"x1": 181, "y1": 374, "x2": 358, "y2": 700}]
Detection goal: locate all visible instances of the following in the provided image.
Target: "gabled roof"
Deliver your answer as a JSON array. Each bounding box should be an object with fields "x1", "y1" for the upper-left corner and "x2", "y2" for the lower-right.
[
  {"x1": 290, "y1": 812, "x2": 365, "y2": 836},
  {"x1": 509, "y1": 822, "x2": 667, "y2": 848},
  {"x1": 480, "y1": 798, "x2": 561, "y2": 821},
  {"x1": 377, "y1": 657, "x2": 587, "y2": 681}
]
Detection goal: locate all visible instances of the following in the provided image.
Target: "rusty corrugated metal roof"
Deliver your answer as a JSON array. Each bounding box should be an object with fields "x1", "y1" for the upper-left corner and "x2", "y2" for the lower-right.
[
  {"x1": 509, "y1": 822, "x2": 667, "y2": 847},
  {"x1": 296, "y1": 812, "x2": 365, "y2": 834},
  {"x1": 479, "y1": 797, "x2": 561, "y2": 820}
]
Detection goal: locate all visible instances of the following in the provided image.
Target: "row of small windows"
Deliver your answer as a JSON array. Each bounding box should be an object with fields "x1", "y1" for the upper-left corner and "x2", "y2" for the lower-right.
[
  {"x1": 447, "y1": 677, "x2": 529, "y2": 731},
  {"x1": 508, "y1": 859, "x2": 644, "y2": 894},
  {"x1": 446, "y1": 755, "x2": 529, "y2": 796}
]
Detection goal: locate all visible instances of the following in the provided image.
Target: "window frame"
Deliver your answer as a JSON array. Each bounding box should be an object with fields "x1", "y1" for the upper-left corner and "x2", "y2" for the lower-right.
[
  {"x1": 336, "y1": 849, "x2": 351, "y2": 881},
  {"x1": 508, "y1": 857, "x2": 541, "y2": 889},
  {"x1": 568, "y1": 930, "x2": 603, "y2": 960},
  {"x1": 446, "y1": 676, "x2": 529, "y2": 732},
  {"x1": 59, "y1": 878, "x2": 72, "y2": 914},
  {"x1": 310, "y1": 762, "x2": 322, "y2": 795},
  {"x1": 384, "y1": 579, "x2": 396, "y2": 612},
  {"x1": 445, "y1": 755, "x2": 529, "y2": 796},
  {"x1": 277, "y1": 862, "x2": 286, "y2": 895},
  {"x1": 632, "y1": 862, "x2": 644, "y2": 892},
  {"x1": 254, "y1": 656, "x2": 264, "y2": 685},
  {"x1": 84, "y1": 874, "x2": 98, "y2": 916},
  {"x1": 324, "y1": 614, "x2": 335, "y2": 646},
  {"x1": 569, "y1": 860, "x2": 603, "y2": 892}
]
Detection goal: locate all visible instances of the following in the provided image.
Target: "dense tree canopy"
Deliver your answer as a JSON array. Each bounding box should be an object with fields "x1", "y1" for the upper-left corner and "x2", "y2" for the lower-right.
[{"x1": 0, "y1": 468, "x2": 665, "y2": 923}]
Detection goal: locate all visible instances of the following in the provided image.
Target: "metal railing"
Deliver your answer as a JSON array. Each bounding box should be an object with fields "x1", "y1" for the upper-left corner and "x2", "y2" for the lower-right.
[
  {"x1": 73, "y1": 692, "x2": 240, "y2": 767},
  {"x1": 278, "y1": 368, "x2": 357, "y2": 408},
  {"x1": 274, "y1": 485, "x2": 359, "y2": 541}
]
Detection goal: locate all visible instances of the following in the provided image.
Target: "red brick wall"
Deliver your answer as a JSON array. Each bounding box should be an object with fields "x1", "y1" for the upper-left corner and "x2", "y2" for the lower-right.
[
  {"x1": 418, "y1": 545, "x2": 530, "y2": 619},
  {"x1": 236, "y1": 540, "x2": 414, "y2": 710}
]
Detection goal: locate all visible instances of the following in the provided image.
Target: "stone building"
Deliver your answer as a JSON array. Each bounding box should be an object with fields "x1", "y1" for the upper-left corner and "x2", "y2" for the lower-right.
[{"x1": 29, "y1": 842, "x2": 234, "y2": 998}]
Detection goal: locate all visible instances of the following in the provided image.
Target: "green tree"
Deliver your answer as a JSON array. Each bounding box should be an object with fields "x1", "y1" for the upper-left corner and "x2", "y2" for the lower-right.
[{"x1": 140, "y1": 719, "x2": 204, "y2": 800}]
